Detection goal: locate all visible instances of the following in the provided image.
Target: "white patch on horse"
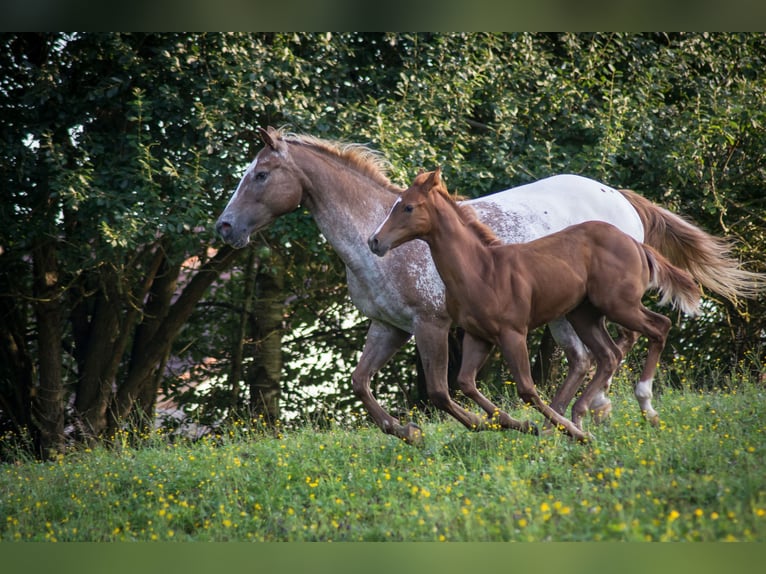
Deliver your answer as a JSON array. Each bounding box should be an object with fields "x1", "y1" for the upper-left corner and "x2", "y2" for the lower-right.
[
  {"x1": 372, "y1": 197, "x2": 401, "y2": 237},
  {"x1": 226, "y1": 157, "x2": 260, "y2": 208},
  {"x1": 470, "y1": 174, "x2": 644, "y2": 244},
  {"x1": 634, "y1": 378, "x2": 653, "y2": 400}
]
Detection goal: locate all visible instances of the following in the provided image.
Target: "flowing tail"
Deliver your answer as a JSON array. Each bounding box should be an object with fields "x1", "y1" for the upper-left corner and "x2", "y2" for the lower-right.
[
  {"x1": 620, "y1": 189, "x2": 764, "y2": 304},
  {"x1": 643, "y1": 245, "x2": 702, "y2": 317}
]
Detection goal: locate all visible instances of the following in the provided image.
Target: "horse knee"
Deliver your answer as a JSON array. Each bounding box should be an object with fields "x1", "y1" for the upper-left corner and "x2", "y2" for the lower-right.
[{"x1": 351, "y1": 369, "x2": 370, "y2": 399}]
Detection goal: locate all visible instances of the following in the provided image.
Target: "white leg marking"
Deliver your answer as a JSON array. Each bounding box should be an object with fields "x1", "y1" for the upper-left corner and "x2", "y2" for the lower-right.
[{"x1": 635, "y1": 378, "x2": 659, "y2": 422}]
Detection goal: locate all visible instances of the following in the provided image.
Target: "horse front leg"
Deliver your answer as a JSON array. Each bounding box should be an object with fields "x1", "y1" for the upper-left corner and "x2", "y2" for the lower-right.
[
  {"x1": 499, "y1": 328, "x2": 589, "y2": 442},
  {"x1": 351, "y1": 321, "x2": 421, "y2": 444},
  {"x1": 457, "y1": 332, "x2": 536, "y2": 433},
  {"x1": 413, "y1": 319, "x2": 490, "y2": 433}
]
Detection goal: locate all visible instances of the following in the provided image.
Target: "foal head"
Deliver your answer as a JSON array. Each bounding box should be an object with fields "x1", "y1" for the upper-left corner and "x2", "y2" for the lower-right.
[
  {"x1": 368, "y1": 168, "x2": 446, "y2": 256},
  {"x1": 369, "y1": 168, "x2": 500, "y2": 256}
]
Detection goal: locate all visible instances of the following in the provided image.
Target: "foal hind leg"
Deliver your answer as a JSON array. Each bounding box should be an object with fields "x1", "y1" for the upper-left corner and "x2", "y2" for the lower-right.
[
  {"x1": 565, "y1": 305, "x2": 623, "y2": 430},
  {"x1": 457, "y1": 333, "x2": 535, "y2": 432},
  {"x1": 587, "y1": 326, "x2": 641, "y2": 423},
  {"x1": 605, "y1": 307, "x2": 671, "y2": 426}
]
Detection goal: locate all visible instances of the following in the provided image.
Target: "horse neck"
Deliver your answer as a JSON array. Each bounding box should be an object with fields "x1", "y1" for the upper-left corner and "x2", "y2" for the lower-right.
[
  {"x1": 425, "y1": 194, "x2": 494, "y2": 288},
  {"x1": 292, "y1": 144, "x2": 400, "y2": 268}
]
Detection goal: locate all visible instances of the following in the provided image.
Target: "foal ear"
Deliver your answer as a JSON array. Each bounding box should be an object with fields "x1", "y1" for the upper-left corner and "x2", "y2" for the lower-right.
[
  {"x1": 257, "y1": 126, "x2": 278, "y2": 150},
  {"x1": 425, "y1": 167, "x2": 442, "y2": 192}
]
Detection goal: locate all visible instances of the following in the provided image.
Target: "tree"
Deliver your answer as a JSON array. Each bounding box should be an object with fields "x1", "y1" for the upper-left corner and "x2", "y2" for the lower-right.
[
  {"x1": 0, "y1": 33, "x2": 266, "y2": 456},
  {"x1": 2, "y1": 33, "x2": 763, "y2": 459}
]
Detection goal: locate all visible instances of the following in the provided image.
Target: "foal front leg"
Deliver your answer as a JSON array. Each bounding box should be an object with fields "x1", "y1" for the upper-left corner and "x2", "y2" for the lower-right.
[
  {"x1": 457, "y1": 333, "x2": 536, "y2": 433},
  {"x1": 499, "y1": 329, "x2": 589, "y2": 442},
  {"x1": 414, "y1": 320, "x2": 490, "y2": 433}
]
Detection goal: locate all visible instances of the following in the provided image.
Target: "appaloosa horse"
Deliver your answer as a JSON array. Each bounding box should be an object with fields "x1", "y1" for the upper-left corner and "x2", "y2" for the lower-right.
[
  {"x1": 369, "y1": 168, "x2": 701, "y2": 440},
  {"x1": 216, "y1": 127, "x2": 761, "y2": 443}
]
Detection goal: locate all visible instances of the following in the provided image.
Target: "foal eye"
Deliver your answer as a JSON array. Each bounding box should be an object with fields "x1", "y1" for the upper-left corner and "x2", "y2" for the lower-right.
[{"x1": 404, "y1": 204, "x2": 414, "y2": 213}]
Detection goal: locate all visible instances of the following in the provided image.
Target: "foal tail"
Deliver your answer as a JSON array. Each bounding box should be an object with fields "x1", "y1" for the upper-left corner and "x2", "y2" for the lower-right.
[
  {"x1": 643, "y1": 244, "x2": 702, "y2": 317},
  {"x1": 620, "y1": 189, "x2": 764, "y2": 304}
]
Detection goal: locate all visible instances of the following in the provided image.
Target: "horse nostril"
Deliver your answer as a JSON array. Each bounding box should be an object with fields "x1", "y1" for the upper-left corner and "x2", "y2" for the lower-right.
[
  {"x1": 217, "y1": 221, "x2": 232, "y2": 237},
  {"x1": 368, "y1": 236, "x2": 378, "y2": 252}
]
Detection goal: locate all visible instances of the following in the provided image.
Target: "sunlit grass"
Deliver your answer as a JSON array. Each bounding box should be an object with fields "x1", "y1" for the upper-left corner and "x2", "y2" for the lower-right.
[{"x1": 2, "y1": 365, "x2": 764, "y2": 541}]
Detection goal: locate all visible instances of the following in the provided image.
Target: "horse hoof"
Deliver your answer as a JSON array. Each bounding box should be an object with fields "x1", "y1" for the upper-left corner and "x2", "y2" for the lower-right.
[
  {"x1": 401, "y1": 422, "x2": 424, "y2": 446},
  {"x1": 647, "y1": 414, "x2": 660, "y2": 427},
  {"x1": 589, "y1": 403, "x2": 613, "y2": 425},
  {"x1": 575, "y1": 431, "x2": 595, "y2": 443}
]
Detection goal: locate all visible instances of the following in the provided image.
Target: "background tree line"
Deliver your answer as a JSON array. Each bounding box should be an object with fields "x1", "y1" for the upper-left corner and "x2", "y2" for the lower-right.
[{"x1": 1, "y1": 32, "x2": 764, "y2": 459}]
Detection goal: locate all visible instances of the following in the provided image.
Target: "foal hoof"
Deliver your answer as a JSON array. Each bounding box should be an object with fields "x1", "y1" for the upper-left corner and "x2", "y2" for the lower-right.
[{"x1": 400, "y1": 422, "x2": 424, "y2": 446}]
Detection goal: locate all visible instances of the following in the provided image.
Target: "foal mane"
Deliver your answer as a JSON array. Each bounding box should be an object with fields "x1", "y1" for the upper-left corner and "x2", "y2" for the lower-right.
[
  {"x1": 432, "y1": 180, "x2": 502, "y2": 247},
  {"x1": 275, "y1": 128, "x2": 401, "y2": 192}
]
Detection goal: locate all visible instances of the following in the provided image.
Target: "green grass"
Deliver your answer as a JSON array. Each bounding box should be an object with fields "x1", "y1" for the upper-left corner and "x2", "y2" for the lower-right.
[{"x1": 2, "y1": 372, "x2": 764, "y2": 542}]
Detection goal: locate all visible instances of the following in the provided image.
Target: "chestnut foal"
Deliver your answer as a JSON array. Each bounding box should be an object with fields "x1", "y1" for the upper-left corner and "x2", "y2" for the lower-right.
[{"x1": 369, "y1": 169, "x2": 700, "y2": 440}]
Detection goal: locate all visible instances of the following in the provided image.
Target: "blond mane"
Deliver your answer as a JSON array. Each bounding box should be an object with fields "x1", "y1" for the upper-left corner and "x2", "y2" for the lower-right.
[{"x1": 276, "y1": 129, "x2": 401, "y2": 192}]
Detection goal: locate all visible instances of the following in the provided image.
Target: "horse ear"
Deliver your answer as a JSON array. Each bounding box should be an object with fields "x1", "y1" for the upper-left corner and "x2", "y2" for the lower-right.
[
  {"x1": 257, "y1": 126, "x2": 277, "y2": 150},
  {"x1": 424, "y1": 167, "x2": 442, "y2": 192}
]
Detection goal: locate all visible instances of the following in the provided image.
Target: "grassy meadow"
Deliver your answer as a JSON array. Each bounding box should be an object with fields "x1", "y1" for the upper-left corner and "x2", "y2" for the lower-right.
[{"x1": 1, "y1": 366, "x2": 764, "y2": 543}]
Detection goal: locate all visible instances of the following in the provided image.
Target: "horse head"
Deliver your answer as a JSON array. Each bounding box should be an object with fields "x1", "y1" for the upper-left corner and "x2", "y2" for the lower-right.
[{"x1": 216, "y1": 126, "x2": 305, "y2": 248}]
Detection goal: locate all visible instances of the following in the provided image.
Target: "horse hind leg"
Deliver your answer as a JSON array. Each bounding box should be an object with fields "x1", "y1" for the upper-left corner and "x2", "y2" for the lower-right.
[
  {"x1": 547, "y1": 318, "x2": 593, "y2": 418},
  {"x1": 565, "y1": 306, "x2": 623, "y2": 431},
  {"x1": 548, "y1": 317, "x2": 617, "y2": 427}
]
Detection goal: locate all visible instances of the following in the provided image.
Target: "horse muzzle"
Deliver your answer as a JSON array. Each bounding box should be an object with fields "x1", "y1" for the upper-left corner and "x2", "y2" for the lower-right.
[
  {"x1": 368, "y1": 234, "x2": 389, "y2": 257},
  {"x1": 216, "y1": 220, "x2": 251, "y2": 249}
]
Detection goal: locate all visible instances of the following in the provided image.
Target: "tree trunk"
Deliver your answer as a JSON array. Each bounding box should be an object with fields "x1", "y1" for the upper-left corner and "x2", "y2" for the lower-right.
[
  {"x1": 71, "y1": 268, "x2": 122, "y2": 438},
  {"x1": 107, "y1": 245, "x2": 240, "y2": 433},
  {"x1": 0, "y1": 270, "x2": 34, "y2": 439},
  {"x1": 31, "y1": 241, "x2": 65, "y2": 458},
  {"x1": 247, "y1": 249, "x2": 284, "y2": 424},
  {"x1": 228, "y1": 246, "x2": 257, "y2": 412}
]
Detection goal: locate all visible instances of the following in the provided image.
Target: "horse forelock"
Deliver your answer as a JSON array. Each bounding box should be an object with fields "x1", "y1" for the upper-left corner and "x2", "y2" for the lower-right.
[
  {"x1": 431, "y1": 181, "x2": 501, "y2": 247},
  {"x1": 273, "y1": 128, "x2": 399, "y2": 192}
]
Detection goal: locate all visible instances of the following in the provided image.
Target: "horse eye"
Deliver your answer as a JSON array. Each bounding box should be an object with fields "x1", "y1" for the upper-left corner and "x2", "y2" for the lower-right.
[
  {"x1": 404, "y1": 204, "x2": 414, "y2": 213},
  {"x1": 254, "y1": 171, "x2": 268, "y2": 182}
]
